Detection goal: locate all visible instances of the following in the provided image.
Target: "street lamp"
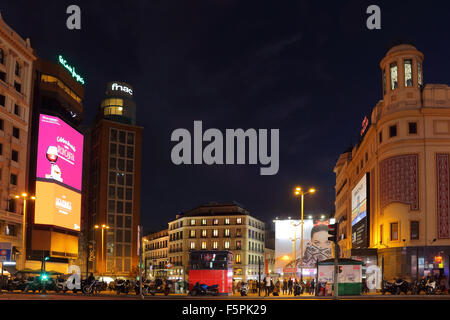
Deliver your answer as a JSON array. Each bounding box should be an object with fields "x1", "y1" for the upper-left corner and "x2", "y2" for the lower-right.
[
  {"x1": 294, "y1": 186, "x2": 316, "y2": 284},
  {"x1": 94, "y1": 224, "x2": 110, "y2": 274},
  {"x1": 15, "y1": 193, "x2": 36, "y2": 269}
]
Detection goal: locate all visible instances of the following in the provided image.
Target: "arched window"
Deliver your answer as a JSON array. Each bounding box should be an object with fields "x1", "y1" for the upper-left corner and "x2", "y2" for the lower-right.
[
  {"x1": 15, "y1": 61, "x2": 20, "y2": 77},
  {"x1": 0, "y1": 49, "x2": 4, "y2": 65}
]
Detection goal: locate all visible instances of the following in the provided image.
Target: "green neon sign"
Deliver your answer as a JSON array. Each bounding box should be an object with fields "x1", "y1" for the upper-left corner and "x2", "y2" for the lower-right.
[{"x1": 58, "y1": 55, "x2": 85, "y2": 85}]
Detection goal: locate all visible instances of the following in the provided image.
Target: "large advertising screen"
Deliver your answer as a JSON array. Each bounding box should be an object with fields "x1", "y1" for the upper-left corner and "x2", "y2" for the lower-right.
[
  {"x1": 35, "y1": 114, "x2": 83, "y2": 231},
  {"x1": 351, "y1": 173, "x2": 370, "y2": 248},
  {"x1": 36, "y1": 114, "x2": 83, "y2": 191},
  {"x1": 34, "y1": 181, "x2": 81, "y2": 231},
  {"x1": 274, "y1": 219, "x2": 332, "y2": 275}
]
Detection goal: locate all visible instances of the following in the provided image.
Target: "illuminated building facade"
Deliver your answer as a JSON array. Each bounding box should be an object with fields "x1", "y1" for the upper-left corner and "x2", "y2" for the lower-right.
[
  {"x1": 0, "y1": 14, "x2": 35, "y2": 271},
  {"x1": 84, "y1": 81, "x2": 142, "y2": 277},
  {"x1": 334, "y1": 44, "x2": 450, "y2": 281},
  {"x1": 143, "y1": 229, "x2": 169, "y2": 279},
  {"x1": 26, "y1": 55, "x2": 84, "y2": 273},
  {"x1": 167, "y1": 202, "x2": 265, "y2": 282}
]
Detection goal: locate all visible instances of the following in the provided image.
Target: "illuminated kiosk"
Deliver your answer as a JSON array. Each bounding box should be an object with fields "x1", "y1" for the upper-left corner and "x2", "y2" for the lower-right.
[{"x1": 317, "y1": 258, "x2": 363, "y2": 296}]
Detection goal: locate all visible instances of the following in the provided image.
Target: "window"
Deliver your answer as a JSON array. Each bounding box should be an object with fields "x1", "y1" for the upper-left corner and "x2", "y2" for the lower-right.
[
  {"x1": 224, "y1": 229, "x2": 230, "y2": 237},
  {"x1": 0, "y1": 71, "x2": 5, "y2": 82},
  {"x1": 225, "y1": 218, "x2": 230, "y2": 225},
  {"x1": 11, "y1": 150, "x2": 18, "y2": 162},
  {"x1": 119, "y1": 131, "x2": 126, "y2": 143},
  {"x1": 379, "y1": 131, "x2": 383, "y2": 143},
  {"x1": 0, "y1": 95, "x2": 5, "y2": 107},
  {"x1": 127, "y1": 146, "x2": 134, "y2": 158},
  {"x1": 409, "y1": 122, "x2": 417, "y2": 134},
  {"x1": 224, "y1": 241, "x2": 230, "y2": 249},
  {"x1": 0, "y1": 49, "x2": 4, "y2": 64},
  {"x1": 212, "y1": 229, "x2": 219, "y2": 237},
  {"x1": 360, "y1": 159, "x2": 363, "y2": 169},
  {"x1": 201, "y1": 219, "x2": 207, "y2": 225},
  {"x1": 201, "y1": 241, "x2": 207, "y2": 249},
  {"x1": 189, "y1": 230, "x2": 196, "y2": 238},
  {"x1": 41, "y1": 74, "x2": 82, "y2": 103},
  {"x1": 380, "y1": 224, "x2": 383, "y2": 244},
  {"x1": 237, "y1": 218, "x2": 242, "y2": 224},
  {"x1": 235, "y1": 254, "x2": 241, "y2": 264},
  {"x1": 108, "y1": 200, "x2": 115, "y2": 213},
  {"x1": 404, "y1": 59, "x2": 413, "y2": 87},
  {"x1": 410, "y1": 221, "x2": 419, "y2": 240},
  {"x1": 213, "y1": 219, "x2": 219, "y2": 225},
  {"x1": 126, "y1": 160, "x2": 133, "y2": 172},
  {"x1": 390, "y1": 62, "x2": 398, "y2": 89},
  {"x1": 201, "y1": 230, "x2": 207, "y2": 238},
  {"x1": 213, "y1": 241, "x2": 218, "y2": 249},
  {"x1": 418, "y1": 61, "x2": 422, "y2": 86},
  {"x1": 126, "y1": 174, "x2": 133, "y2": 186},
  {"x1": 15, "y1": 62, "x2": 20, "y2": 77},
  {"x1": 14, "y1": 104, "x2": 19, "y2": 116},
  {"x1": 109, "y1": 158, "x2": 116, "y2": 170},
  {"x1": 14, "y1": 82, "x2": 21, "y2": 93},
  {"x1": 125, "y1": 188, "x2": 132, "y2": 200},
  {"x1": 13, "y1": 127, "x2": 20, "y2": 139},
  {"x1": 365, "y1": 152, "x2": 368, "y2": 162},
  {"x1": 10, "y1": 173, "x2": 17, "y2": 185},
  {"x1": 390, "y1": 222, "x2": 399, "y2": 241},
  {"x1": 110, "y1": 129, "x2": 117, "y2": 142},
  {"x1": 0, "y1": 118, "x2": 3, "y2": 130},
  {"x1": 0, "y1": 143, "x2": 2, "y2": 155},
  {"x1": 5, "y1": 224, "x2": 16, "y2": 236},
  {"x1": 8, "y1": 199, "x2": 16, "y2": 212},
  {"x1": 127, "y1": 132, "x2": 134, "y2": 145},
  {"x1": 109, "y1": 172, "x2": 116, "y2": 184},
  {"x1": 190, "y1": 242, "x2": 195, "y2": 250},
  {"x1": 110, "y1": 143, "x2": 117, "y2": 156},
  {"x1": 236, "y1": 241, "x2": 241, "y2": 249},
  {"x1": 383, "y1": 69, "x2": 386, "y2": 95},
  {"x1": 190, "y1": 219, "x2": 196, "y2": 226},
  {"x1": 389, "y1": 125, "x2": 397, "y2": 138},
  {"x1": 236, "y1": 229, "x2": 242, "y2": 237}
]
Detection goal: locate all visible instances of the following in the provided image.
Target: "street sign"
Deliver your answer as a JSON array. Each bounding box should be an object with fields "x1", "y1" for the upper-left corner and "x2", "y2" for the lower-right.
[
  {"x1": 165, "y1": 263, "x2": 174, "y2": 269},
  {"x1": 0, "y1": 242, "x2": 12, "y2": 262}
]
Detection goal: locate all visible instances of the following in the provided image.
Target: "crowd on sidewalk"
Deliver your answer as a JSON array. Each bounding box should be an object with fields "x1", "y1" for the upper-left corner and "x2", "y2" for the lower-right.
[{"x1": 232, "y1": 276, "x2": 317, "y2": 296}]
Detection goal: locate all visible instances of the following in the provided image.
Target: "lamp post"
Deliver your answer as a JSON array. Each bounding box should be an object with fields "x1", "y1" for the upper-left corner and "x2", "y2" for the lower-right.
[
  {"x1": 294, "y1": 186, "x2": 316, "y2": 284},
  {"x1": 15, "y1": 193, "x2": 36, "y2": 269},
  {"x1": 94, "y1": 224, "x2": 110, "y2": 274}
]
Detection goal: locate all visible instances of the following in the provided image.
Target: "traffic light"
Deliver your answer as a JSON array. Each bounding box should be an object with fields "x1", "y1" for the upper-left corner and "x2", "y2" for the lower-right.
[
  {"x1": 44, "y1": 256, "x2": 50, "y2": 261},
  {"x1": 328, "y1": 224, "x2": 337, "y2": 243},
  {"x1": 41, "y1": 273, "x2": 48, "y2": 281}
]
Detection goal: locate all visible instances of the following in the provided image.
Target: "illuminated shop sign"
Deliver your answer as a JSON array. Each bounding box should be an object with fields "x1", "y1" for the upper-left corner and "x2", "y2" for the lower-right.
[
  {"x1": 111, "y1": 82, "x2": 133, "y2": 95},
  {"x1": 58, "y1": 55, "x2": 85, "y2": 85},
  {"x1": 351, "y1": 173, "x2": 370, "y2": 248}
]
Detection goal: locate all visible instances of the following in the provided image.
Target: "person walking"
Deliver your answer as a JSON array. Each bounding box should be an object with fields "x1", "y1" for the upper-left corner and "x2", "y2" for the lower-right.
[
  {"x1": 310, "y1": 278, "x2": 315, "y2": 295},
  {"x1": 282, "y1": 279, "x2": 288, "y2": 295},
  {"x1": 288, "y1": 278, "x2": 293, "y2": 295},
  {"x1": 264, "y1": 275, "x2": 271, "y2": 296}
]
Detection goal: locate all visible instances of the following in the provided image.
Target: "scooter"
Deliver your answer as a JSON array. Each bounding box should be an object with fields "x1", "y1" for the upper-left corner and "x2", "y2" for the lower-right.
[
  {"x1": 190, "y1": 282, "x2": 219, "y2": 296},
  {"x1": 115, "y1": 279, "x2": 131, "y2": 295},
  {"x1": 393, "y1": 278, "x2": 410, "y2": 295},
  {"x1": 240, "y1": 282, "x2": 248, "y2": 296},
  {"x1": 381, "y1": 280, "x2": 396, "y2": 295}
]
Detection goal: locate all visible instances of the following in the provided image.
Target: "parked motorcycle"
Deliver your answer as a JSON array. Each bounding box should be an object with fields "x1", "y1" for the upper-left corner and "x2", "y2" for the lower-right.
[
  {"x1": 393, "y1": 278, "x2": 410, "y2": 295},
  {"x1": 22, "y1": 276, "x2": 43, "y2": 293},
  {"x1": 426, "y1": 279, "x2": 438, "y2": 295},
  {"x1": 148, "y1": 278, "x2": 171, "y2": 296},
  {"x1": 381, "y1": 280, "x2": 396, "y2": 295},
  {"x1": 411, "y1": 278, "x2": 427, "y2": 295},
  {"x1": 190, "y1": 282, "x2": 219, "y2": 296},
  {"x1": 82, "y1": 280, "x2": 104, "y2": 294},
  {"x1": 115, "y1": 279, "x2": 131, "y2": 295},
  {"x1": 240, "y1": 282, "x2": 248, "y2": 296},
  {"x1": 293, "y1": 282, "x2": 303, "y2": 296},
  {"x1": 134, "y1": 279, "x2": 152, "y2": 295},
  {"x1": 7, "y1": 277, "x2": 26, "y2": 292}
]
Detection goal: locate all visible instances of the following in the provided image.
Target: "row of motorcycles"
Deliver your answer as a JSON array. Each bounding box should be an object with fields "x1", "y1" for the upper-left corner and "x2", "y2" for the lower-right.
[
  {"x1": 5, "y1": 276, "x2": 173, "y2": 296},
  {"x1": 381, "y1": 278, "x2": 449, "y2": 295}
]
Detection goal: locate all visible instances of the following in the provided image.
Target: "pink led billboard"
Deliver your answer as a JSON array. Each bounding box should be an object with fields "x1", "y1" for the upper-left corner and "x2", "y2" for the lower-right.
[{"x1": 36, "y1": 114, "x2": 83, "y2": 191}]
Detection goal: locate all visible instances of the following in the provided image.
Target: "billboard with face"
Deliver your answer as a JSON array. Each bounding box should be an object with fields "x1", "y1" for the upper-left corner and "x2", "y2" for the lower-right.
[
  {"x1": 34, "y1": 181, "x2": 81, "y2": 231},
  {"x1": 35, "y1": 114, "x2": 83, "y2": 231},
  {"x1": 274, "y1": 219, "x2": 332, "y2": 274},
  {"x1": 351, "y1": 173, "x2": 370, "y2": 248},
  {"x1": 36, "y1": 114, "x2": 83, "y2": 191}
]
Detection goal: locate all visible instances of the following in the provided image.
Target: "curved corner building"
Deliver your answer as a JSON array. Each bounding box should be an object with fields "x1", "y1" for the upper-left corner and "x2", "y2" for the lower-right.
[{"x1": 334, "y1": 44, "x2": 450, "y2": 281}]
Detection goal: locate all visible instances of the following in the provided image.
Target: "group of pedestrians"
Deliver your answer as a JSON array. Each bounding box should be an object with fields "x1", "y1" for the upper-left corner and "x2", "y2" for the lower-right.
[{"x1": 232, "y1": 276, "x2": 316, "y2": 296}]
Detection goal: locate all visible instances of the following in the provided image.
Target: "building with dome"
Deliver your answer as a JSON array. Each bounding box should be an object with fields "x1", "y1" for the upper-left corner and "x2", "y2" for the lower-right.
[{"x1": 334, "y1": 44, "x2": 450, "y2": 281}]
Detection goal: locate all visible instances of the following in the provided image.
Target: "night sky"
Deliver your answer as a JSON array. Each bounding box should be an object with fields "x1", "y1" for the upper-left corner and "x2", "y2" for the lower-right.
[{"x1": 2, "y1": 1, "x2": 449, "y2": 233}]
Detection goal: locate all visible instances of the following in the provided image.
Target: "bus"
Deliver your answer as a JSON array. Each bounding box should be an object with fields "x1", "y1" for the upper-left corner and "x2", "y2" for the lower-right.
[{"x1": 188, "y1": 250, "x2": 233, "y2": 295}]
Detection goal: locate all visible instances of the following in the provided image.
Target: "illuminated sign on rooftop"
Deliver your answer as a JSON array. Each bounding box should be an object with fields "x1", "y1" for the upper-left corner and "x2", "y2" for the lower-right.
[{"x1": 58, "y1": 55, "x2": 85, "y2": 85}]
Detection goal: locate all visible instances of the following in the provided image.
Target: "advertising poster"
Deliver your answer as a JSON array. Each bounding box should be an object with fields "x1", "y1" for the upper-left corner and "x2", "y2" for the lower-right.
[
  {"x1": 351, "y1": 173, "x2": 370, "y2": 248},
  {"x1": 34, "y1": 181, "x2": 81, "y2": 231},
  {"x1": 275, "y1": 219, "x2": 332, "y2": 274},
  {"x1": 36, "y1": 114, "x2": 83, "y2": 191}
]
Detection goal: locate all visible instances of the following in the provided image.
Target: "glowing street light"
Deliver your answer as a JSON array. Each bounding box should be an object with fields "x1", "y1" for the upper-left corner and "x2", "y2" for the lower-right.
[
  {"x1": 293, "y1": 186, "x2": 317, "y2": 284},
  {"x1": 95, "y1": 224, "x2": 110, "y2": 274},
  {"x1": 15, "y1": 192, "x2": 36, "y2": 269}
]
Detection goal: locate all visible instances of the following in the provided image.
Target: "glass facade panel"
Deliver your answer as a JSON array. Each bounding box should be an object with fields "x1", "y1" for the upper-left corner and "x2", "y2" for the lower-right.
[{"x1": 404, "y1": 59, "x2": 412, "y2": 87}]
